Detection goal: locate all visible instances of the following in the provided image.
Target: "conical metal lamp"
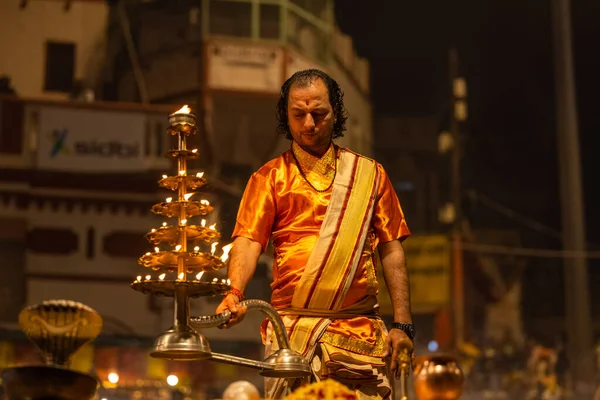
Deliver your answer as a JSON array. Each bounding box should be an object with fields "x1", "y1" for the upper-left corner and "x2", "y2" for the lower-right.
[
  {"x1": 150, "y1": 324, "x2": 211, "y2": 360},
  {"x1": 260, "y1": 348, "x2": 311, "y2": 378}
]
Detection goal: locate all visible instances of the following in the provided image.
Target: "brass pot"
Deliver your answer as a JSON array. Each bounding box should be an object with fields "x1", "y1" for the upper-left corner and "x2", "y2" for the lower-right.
[{"x1": 413, "y1": 354, "x2": 464, "y2": 400}]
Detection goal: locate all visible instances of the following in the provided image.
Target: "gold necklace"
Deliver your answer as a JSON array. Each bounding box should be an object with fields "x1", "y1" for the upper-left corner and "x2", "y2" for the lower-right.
[{"x1": 291, "y1": 145, "x2": 337, "y2": 193}]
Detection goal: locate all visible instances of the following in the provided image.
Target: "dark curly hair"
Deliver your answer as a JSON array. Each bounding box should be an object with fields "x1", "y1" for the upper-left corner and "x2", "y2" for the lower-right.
[{"x1": 276, "y1": 69, "x2": 348, "y2": 140}]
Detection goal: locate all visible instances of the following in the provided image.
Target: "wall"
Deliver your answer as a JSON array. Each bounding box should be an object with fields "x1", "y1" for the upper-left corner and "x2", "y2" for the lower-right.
[
  {"x1": 0, "y1": 199, "x2": 265, "y2": 340},
  {"x1": 0, "y1": 0, "x2": 109, "y2": 99},
  {"x1": 0, "y1": 199, "x2": 162, "y2": 335}
]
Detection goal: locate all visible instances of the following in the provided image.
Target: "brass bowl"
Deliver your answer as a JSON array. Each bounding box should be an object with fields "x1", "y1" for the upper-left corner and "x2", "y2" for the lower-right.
[
  {"x1": 1, "y1": 366, "x2": 98, "y2": 400},
  {"x1": 151, "y1": 200, "x2": 213, "y2": 218},
  {"x1": 145, "y1": 225, "x2": 220, "y2": 246},
  {"x1": 131, "y1": 280, "x2": 230, "y2": 298},
  {"x1": 414, "y1": 354, "x2": 464, "y2": 400},
  {"x1": 137, "y1": 251, "x2": 225, "y2": 272}
]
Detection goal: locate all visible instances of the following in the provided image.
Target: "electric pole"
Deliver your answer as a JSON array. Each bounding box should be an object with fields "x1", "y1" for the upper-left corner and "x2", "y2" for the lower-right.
[
  {"x1": 449, "y1": 48, "x2": 466, "y2": 347},
  {"x1": 551, "y1": 0, "x2": 594, "y2": 387}
]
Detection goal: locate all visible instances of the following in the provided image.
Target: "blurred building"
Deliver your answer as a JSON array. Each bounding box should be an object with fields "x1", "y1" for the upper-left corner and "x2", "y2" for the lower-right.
[
  {"x1": 109, "y1": 0, "x2": 372, "y2": 161},
  {"x1": 374, "y1": 115, "x2": 449, "y2": 349},
  {"x1": 375, "y1": 115, "x2": 444, "y2": 234},
  {"x1": 0, "y1": 0, "x2": 109, "y2": 100},
  {"x1": 0, "y1": 0, "x2": 372, "y2": 395},
  {"x1": 374, "y1": 115, "x2": 529, "y2": 353}
]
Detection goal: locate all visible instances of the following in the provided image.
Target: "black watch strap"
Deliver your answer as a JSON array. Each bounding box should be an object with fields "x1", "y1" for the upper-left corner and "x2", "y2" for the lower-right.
[{"x1": 391, "y1": 322, "x2": 416, "y2": 340}]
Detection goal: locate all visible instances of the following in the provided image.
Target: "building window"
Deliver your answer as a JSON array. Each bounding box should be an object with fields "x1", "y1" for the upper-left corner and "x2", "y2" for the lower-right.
[
  {"x1": 86, "y1": 227, "x2": 95, "y2": 259},
  {"x1": 27, "y1": 228, "x2": 78, "y2": 254},
  {"x1": 44, "y1": 41, "x2": 76, "y2": 92},
  {"x1": 209, "y1": 1, "x2": 251, "y2": 37},
  {"x1": 0, "y1": 239, "x2": 26, "y2": 322},
  {"x1": 0, "y1": 99, "x2": 24, "y2": 154},
  {"x1": 260, "y1": 4, "x2": 280, "y2": 39}
]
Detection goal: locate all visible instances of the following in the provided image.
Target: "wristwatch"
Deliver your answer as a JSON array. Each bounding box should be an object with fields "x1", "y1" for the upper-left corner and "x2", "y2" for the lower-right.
[{"x1": 391, "y1": 322, "x2": 416, "y2": 341}]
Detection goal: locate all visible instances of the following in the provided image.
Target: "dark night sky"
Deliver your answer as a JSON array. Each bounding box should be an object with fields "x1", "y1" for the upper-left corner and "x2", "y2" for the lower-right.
[{"x1": 335, "y1": 0, "x2": 600, "y2": 244}]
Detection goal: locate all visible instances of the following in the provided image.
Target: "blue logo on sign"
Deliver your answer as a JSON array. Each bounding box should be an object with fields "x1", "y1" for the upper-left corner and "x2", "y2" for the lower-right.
[{"x1": 49, "y1": 129, "x2": 70, "y2": 157}]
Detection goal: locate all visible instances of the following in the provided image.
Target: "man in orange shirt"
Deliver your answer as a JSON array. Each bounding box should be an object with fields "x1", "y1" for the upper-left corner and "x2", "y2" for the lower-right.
[{"x1": 216, "y1": 69, "x2": 414, "y2": 399}]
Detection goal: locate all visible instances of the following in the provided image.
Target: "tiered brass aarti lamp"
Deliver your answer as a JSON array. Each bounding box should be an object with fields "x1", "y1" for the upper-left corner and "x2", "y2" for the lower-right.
[{"x1": 131, "y1": 106, "x2": 310, "y2": 378}]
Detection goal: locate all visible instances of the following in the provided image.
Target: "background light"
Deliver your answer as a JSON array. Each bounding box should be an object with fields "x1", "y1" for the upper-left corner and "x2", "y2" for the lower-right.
[
  {"x1": 108, "y1": 372, "x2": 119, "y2": 384},
  {"x1": 167, "y1": 374, "x2": 179, "y2": 386},
  {"x1": 428, "y1": 340, "x2": 439, "y2": 352}
]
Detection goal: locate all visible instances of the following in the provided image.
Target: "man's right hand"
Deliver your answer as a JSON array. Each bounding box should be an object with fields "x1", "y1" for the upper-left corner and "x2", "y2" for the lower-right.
[{"x1": 215, "y1": 293, "x2": 247, "y2": 329}]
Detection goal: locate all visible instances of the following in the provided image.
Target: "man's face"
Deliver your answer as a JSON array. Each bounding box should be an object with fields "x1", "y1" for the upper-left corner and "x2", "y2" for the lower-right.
[{"x1": 287, "y1": 78, "x2": 334, "y2": 156}]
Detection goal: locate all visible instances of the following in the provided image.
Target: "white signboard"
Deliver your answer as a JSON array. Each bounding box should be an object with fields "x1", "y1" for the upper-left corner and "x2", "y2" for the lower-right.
[
  {"x1": 37, "y1": 107, "x2": 146, "y2": 172},
  {"x1": 207, "y1": 41, "x2": 284, "y2": 93}
]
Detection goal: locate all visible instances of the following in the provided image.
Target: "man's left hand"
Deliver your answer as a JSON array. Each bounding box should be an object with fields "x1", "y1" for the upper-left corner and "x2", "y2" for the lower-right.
[{"x1": 383, "y1": 328, "x2": 414, "y2": 379}]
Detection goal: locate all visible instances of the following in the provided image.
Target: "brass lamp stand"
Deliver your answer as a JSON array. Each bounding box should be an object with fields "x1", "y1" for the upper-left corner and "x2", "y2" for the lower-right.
[{"x1": 130, "y1": 106, "x2": 310, "y2": 379}]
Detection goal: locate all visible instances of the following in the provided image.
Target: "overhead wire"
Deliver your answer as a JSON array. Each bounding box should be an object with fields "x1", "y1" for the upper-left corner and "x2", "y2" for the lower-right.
[
  {"x1": 464, "y1": 190, "x2": 600, "y2": 259},
  {"x1": 466, "y1": 190, "x2": 563, "y2": 240},
  {"x1": 461, "y1": 241, "x2": 600, "y2": 259}
]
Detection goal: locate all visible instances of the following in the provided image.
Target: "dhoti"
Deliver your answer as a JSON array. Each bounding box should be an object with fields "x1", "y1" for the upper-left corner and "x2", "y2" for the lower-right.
[{"x1": 263, "y1": 316, "x2": 392, "y2": 399}]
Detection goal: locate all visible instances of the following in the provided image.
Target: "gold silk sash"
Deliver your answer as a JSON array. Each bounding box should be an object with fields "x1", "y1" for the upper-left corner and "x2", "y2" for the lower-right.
[
  {"x1": 291, "y1": 150, "x2": 379, "y2": 311},
  {"x1": 288, "y1": 150, "x2": 379, "y2": 355}
]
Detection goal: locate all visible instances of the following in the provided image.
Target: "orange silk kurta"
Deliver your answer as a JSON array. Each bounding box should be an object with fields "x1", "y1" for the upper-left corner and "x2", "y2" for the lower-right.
[{"x1": 232, "y1": 145, "x2": 410, "y2": 356}]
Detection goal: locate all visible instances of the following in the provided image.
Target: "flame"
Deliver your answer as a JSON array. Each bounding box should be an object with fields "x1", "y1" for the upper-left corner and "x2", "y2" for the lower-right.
[
  {"x1": 166, "y1": 197, "x2": 172, "y2": 203},
  {"x1": 221, "y1": 279, "x2": 227, "y2": 284},
  {"x1": 194, "y1": 246, "x2": 200, "y2": 252},
  {"x1": 159, "y1": 273, "x2": 166, "y2": 280},
  {"x1": 183, "y1": 193, "x2": 193, "y2": 201},
  {"x1": 175, "y1": 245, "x2": 182, "y2": 251},
  {"x1": 162, "y1": 174, "x2": 168, "y2": 179},
  {"x1": 196, "y1": 172, "x2": 204, "y2": 178},
  {"x1": 162, "y1": 222, "x2": 167, "y2": 227},
  {"x1": 227, "y1": 279, "x2": 231, "y2": 285},
  {"x1": 145, "y1": 275, "x2": 151, "y2": 280},
  {"x1": 154, "y1": 247, "x2": 160, "y2": 252},
  {"x1": 220, "y1": 243, "x2": 234, "y2": 263},
  {"x1": 151, "y1": 228, "x2": 156, "y2": 232},
  {"x1": 175, "y1": 105, "x2": 191, "y2": 114},
  {"x1": 211, "y1": 242, "x2": 218, "y2": 255},
  {"x1": 179, "y1": 170, "x2": 186, "y2": 176},
  {"x1": 212, "y1": 278, "x2": 218, "y2": 282},
  {"x1": 192, "y1": 149, "x2": 198, "y2": 153},
  {"x1": 200, "y1": 199, "x2": 210, "y2": 205},
  {"x1": 181, "y1": 219, "x2": 187, "y2": 225},
  {"x1": 196, "y1": 271, "x2": 204, "y2": 280},
  {"x1": 145, "y1": 252, "x2": 151, "y2": 256},
  {"x1": 178, "y1": 272, "x2": 185, "y2": 280},
  {"x1": 136, "y1": 276, "x2": 142, "y2": 282},
  {"x1": 201, "y1": 219, "x2": 206, "y2": 227}
]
